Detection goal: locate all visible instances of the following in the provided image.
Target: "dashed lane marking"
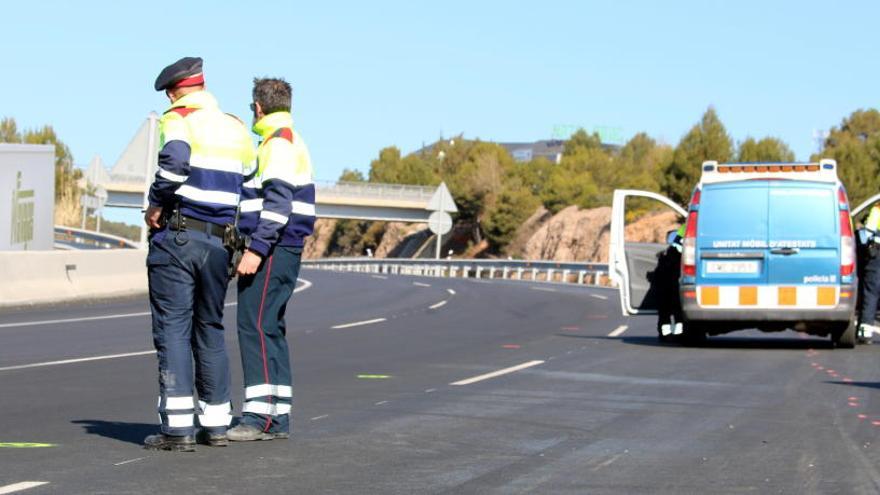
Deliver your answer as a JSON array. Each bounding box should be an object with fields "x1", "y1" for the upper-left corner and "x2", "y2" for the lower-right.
[
  {"x1": 114, "y1": 457, "x2": 146, "y2": 466},
  {"x1": 530, "y1": 287, "x2": 557, "y2": 293},
  {"x1": 375, "y1": 401, "x2": 389, "y2": 406},
  {"x1": 447, "y1": 289, "x2": 456, "y2": 295},
  {"x1": 0, "y1": 278, "x2": 312, "y2": 329},
  {"x1": 331, "y1": 318, "x2": 387, "y2": 329},
  {"x1": 310, "y1": 415, "x2": 329, "y2": 421},
  {"x1": 371, "y1": 275, "x2": 388, "y2": 280},
  {"x1": 607, "y1": 325, "x2": 629, "y2": 338},
  {"x1": 0, "y1": 482, "x2": 50, "y2": 494},
  {"x1": 413, "y1": 282, "x2": 431, "y2": 288},
  {"x1": 429, "y1": 300, "x2": 448, "y2": 310},
  {"x1": 450, "y1": 360, "x2": 545, "y2": 386},
  {"x1": 357, "y1": 374, "x2": 391, "y2": 379},
  {"x1": 590, "y1": 294, "x2": 608, "y2": 300},
  {"x1": 0, "y1": 351, "x2": 157, "y2": 372},
  {"x1": 425, "y1": 388, "x2": 437, "y2": 393}
]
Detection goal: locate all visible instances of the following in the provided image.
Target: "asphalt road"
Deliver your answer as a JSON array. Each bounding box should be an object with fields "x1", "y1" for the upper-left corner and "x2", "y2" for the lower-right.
[{"x1": 2, "y1": 270, "x2": 880, "y2": 494}]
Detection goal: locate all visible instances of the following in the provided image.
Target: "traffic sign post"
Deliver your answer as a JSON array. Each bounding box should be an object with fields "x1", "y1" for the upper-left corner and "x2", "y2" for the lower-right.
[{"x1": 426, "y1": 183, "x2": 457, "y2": 259}]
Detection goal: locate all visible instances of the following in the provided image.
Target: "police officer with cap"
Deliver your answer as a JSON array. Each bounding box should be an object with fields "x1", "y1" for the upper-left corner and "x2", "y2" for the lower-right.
[{"x1": 143, "y1": 56, "x2": 255, "y2": 451}]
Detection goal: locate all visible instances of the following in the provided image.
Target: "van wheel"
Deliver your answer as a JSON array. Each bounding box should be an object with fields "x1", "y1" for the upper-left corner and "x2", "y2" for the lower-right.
[{"x1": 833, "y1": 320, "x2": 857, "y2": 349}]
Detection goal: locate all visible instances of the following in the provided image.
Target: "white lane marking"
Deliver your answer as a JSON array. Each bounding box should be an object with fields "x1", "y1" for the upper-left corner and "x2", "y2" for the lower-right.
[
  {"x1": 429, "y1": 300, "x2": 448, "y2": 310},
  {"x1": 371, "y1": 275, "x2": 388, "y2": 280},
  {"x1": 413, "y1": 282, "x2": 431, "y2": 287},
  {"x1": 531, "y1": 287, "x2": 557, "y2": 293},
  {"x1": 451, "y1": 360, "x2": 545, "y2": 386},
  {"x1": 0, "y1": 278, "x2": 312, "y2": 330},
  {"x1": 331, "y1": 318, "x2": 387, "y2": 329},
  {"x1": 310, "y1": 415, "x2": 329, "y2": 421},
  {"x1": 608, "y1": 325, "x2": 628, "y2": 338},
  {"x1": 0, "y1": 482, "x2": 50, "y2": 494},
  {"x1": 425, "y1": 388, "x2": 437, "y2": 393},
  {"x1": 0, "y1": 311, "x2": 152, "y2": 329},
  {"x1": 375, "y1": 401, "x2": 388, "y2": 406},
  {"x1": 114, "y1": 457, "x2": 146, "y2": 466},
  {"x1": 447, "y1": 289, "x2": 456, "y2": 295},
  {"x1": 590, "y1": 294, "x2": 608, "y2": 300},
  {"x1": 0, "y1": 350, "x2": 157, "y2": 372}
]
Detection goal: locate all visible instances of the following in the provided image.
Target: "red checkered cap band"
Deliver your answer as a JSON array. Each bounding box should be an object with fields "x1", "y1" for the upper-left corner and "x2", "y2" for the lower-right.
[{"x1": 174, "y1": 73, "x2": 205, "y2": 88}]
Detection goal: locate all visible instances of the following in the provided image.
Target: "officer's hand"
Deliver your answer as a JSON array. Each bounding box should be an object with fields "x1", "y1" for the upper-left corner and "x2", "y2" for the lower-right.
[
  {"x1": 237, "y1": 250, "x2": 263, "y2": 276},
  {"x1": 145, "y1": 206, "x2": 164, "y2": 229}
]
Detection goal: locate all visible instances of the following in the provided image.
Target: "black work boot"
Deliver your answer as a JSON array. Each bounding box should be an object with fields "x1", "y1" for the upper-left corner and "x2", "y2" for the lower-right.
[
  {"x1": 143, "y1": 433, "x2": 196, "y2": 452},
  {"x1": 196, "y1": 429, "x2": 228, "y2": 447},
  {"x1": 227, "y1": 423, "x2": 278, "y2": 441}
]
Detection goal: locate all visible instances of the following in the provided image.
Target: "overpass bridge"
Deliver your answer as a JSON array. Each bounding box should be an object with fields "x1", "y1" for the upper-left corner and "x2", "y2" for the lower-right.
[{"x1": 86, "y1": 113, "x2": 456, "y2": 246}]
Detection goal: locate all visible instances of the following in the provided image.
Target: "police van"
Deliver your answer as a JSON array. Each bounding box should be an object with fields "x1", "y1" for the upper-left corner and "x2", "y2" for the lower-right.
[{"x1": 609, "y1": 159, "x2": 869, "y2": 347}]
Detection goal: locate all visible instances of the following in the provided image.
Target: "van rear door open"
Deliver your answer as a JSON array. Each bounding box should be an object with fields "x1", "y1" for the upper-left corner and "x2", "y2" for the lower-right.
[{"x1": 609, "y1": 190, "x2": 686, "y2": 315}]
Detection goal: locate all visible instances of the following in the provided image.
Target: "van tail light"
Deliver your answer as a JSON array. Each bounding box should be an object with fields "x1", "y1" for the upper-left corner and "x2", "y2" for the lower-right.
[
  {"x1": 682, "y1": 211, "x2": 698, "y2": 276},
  {"x1": 840, "y1": 209, "x2": 855, "y2": 276}
]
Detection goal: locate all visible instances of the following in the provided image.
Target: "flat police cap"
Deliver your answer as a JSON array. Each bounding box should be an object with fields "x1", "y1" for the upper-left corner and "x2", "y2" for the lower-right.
[{"x1": 154, "y1": 57, "x2": 205, "y2": 91}]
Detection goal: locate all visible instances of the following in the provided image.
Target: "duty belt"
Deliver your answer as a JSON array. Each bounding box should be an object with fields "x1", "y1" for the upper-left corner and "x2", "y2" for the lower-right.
[{"x1": 168, "y1": 214, "x2": 225, "y2": 238}]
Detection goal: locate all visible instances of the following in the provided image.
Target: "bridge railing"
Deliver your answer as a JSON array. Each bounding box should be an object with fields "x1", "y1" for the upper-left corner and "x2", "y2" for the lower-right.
[
  {"x1": 53, "y1": 226, "x2": 140, "y2": 250},
  {"x1": 315, "y1": 181, "x2": 436, "y2": 202},
  {"x1": 302, "y1": 257, "x2": 610, "y2": 286}
]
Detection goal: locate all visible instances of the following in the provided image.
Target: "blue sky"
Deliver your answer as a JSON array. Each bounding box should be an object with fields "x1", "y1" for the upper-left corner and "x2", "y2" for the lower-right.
[{"x1": 3, "y1": 1, "x2": 879, "y2": 224}]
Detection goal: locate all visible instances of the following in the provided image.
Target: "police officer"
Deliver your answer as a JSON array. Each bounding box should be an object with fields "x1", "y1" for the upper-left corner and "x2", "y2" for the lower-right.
[
  {"x1": 859, "y1": 204, "x2": 880, "y2": 342},
  {"x1": 143, "y1": 57, "x2": 255, "y2": 451},
  {"x1": 226, "y1": 77, "x2": 315, "y2": 441}
]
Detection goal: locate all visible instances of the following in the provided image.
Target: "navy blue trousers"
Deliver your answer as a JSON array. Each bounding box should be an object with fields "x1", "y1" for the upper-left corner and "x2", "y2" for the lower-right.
[
  {"x1": 236, "y1": 246, "x2": 302, "y2": 433},
  {"x1": 147, "y1": 229, "x2": 232, "y2": 436}
]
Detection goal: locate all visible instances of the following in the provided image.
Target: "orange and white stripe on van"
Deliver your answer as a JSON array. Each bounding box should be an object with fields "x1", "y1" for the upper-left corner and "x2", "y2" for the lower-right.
[{"x1": 697, "y1": 285, "x2": 840, "y2": 309}]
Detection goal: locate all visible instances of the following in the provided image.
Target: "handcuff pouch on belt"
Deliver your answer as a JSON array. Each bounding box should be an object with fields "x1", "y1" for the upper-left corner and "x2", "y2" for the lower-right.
[{"x1": 223, "y1": 223, "x2": 250, "y2": 278}]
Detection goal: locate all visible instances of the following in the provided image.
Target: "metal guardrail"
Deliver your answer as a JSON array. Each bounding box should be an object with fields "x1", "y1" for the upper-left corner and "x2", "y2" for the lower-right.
[
  {"x1": 53, "y1": 226, "x2": 140, "y2": 250},
  {"x1": 315, "y1": 181, "x2": 436, "y2": 202},
  {"x1": 302, "y1": 257, "x2": 610, "y2": 285}
]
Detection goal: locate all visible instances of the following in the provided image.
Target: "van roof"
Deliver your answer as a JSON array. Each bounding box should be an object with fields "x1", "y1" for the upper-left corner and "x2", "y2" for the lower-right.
[{"x1": 700, "y1": 159, "x2": 839, "y2": 185}]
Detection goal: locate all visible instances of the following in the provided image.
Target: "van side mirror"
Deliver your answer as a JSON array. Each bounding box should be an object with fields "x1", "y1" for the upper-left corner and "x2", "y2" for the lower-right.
[
  {"x1": 666, "y1": 229, "x2": 678, "y2": 245},
  {"x1": 857, "y1": 228, "x2": 870, "y2": 246}
]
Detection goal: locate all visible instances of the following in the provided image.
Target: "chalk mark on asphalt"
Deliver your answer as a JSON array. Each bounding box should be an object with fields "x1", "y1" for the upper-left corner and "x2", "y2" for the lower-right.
[
  {"x1": 332, "y1": 318, "x2": 386, "y2": 329},
  {"x1": 0, "y1": 482, "x2": 50, "y2": 495},
  {"x1": 608, "y1": 325, "x2": 628, "y2": 338},
  {"x1": 0, "y1": 278, "x2": 312, "y2": 329},
  {"x1": 450, "y1": 360, "x2": 545, "y2": 386}
]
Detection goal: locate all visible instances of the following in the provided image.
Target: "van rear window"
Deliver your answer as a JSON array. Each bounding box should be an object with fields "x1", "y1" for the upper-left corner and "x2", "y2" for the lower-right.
[
  {"x1": 767, "y1": 186, "x2": 836, "y2": 239},
  {"x1": 698, "y1": 184, "x2": 769, "y2": 239},
  {"x1": 699, "y1": 182, "x2": 837, "y2": 242}
]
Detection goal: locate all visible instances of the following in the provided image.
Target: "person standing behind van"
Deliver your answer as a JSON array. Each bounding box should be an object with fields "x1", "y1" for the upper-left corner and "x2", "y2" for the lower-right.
[
  {"x1": 859, "y1": 204, "x2": 880, "y2": 341},
  {"x1": 657, "y1": 224, "x2": 685, "y2": 338}
]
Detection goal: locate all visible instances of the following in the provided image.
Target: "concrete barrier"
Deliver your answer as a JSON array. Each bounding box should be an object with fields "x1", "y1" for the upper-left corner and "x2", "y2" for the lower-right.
[{"x1": 0, "y1": 249, "x2": 147, "y2": 308}]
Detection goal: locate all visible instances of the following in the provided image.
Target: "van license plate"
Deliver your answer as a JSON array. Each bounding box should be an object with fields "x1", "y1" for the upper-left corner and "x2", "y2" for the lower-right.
[{"x1": 706, "y1": 260, "x2": 759, "y2": 274}]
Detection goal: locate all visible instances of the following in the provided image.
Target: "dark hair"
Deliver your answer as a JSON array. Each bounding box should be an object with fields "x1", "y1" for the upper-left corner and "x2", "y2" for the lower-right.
[{"x1": 252, "y1": 77, "x2": 291, "y2": 115}]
